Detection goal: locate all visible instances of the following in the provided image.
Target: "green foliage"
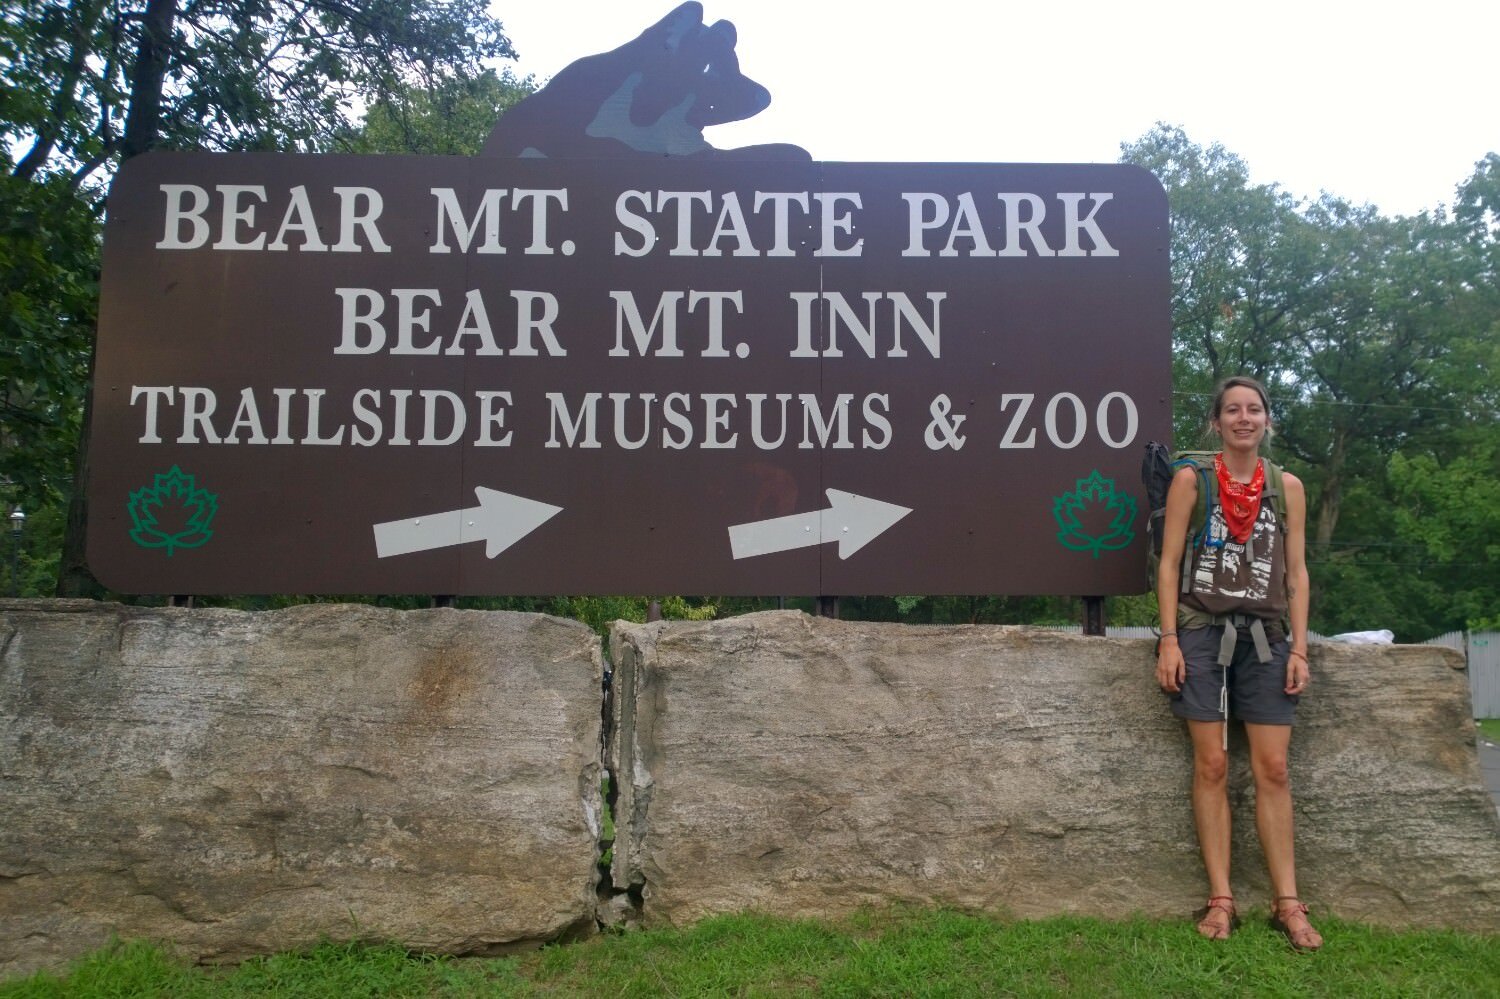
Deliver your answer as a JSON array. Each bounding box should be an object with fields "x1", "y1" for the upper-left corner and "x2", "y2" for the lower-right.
[
  {"x1": 656, "y1": 595, "x2": 718, "y2": 621},
  {"x1": 1385, "y1": 446, "x2": 1500, "y2": 632},
  {"x1": 2, "y1": 499, "x2": 61, "y2": 597},
  {"x1": 598, "y1": 774, "x2": 615, "y2": 867},
  {"x1": 844, "y1": 594, "x2": 1081, "y2": 626},
  {"x1": 5, "y1": 910, "x2": 1497, "y2": 996},
  {"x1": 1457, "y1": 152, "x2": 1500, "y2": 243},
  {"x1": 343, "y1": 69, "x2": 535, "y2": 156},
  {"x1": 893, "y1": 595, "x2": 924, "y2": 616},
  {"x1": 0, "y1": 173, "x2": 97, "y2": 509},
  {"x1": 1, "y1": 1, "x2": 515, "y2": 180},
  {"x1": 1104, "y1": 592, "x2": 1160, "y2": 627}
]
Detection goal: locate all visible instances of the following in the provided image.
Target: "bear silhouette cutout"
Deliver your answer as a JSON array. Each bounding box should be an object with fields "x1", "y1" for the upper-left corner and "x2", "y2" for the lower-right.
[{"x1": 481, "y1": 2, "x2": 810, "y2": 161}]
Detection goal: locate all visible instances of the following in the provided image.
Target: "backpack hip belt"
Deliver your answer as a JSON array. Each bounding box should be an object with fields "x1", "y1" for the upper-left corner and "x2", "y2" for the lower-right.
[{"x1": 1212, "y1": 612, "x2": 1273, "y2": 667}]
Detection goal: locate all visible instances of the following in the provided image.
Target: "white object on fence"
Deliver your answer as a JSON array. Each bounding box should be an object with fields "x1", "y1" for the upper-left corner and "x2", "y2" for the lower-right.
[{"x1": 1330, "y1": 629, "x2": 1396, "y2": 644}]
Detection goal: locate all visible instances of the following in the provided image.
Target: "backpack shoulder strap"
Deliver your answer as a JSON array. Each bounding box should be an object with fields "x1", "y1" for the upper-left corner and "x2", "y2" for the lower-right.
[
  {"x1": 1173, "y1": 451, "x2": 1218, "y2": 547},
  {"x1": 1258, "y1": 457, "x2": 1293, "y2": 633},
  {"x1": 1260, "y1": 458, "x2": 1288, "y2": 526}
]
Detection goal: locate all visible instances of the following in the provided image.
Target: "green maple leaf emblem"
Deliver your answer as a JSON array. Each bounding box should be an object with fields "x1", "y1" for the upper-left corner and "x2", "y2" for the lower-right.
[
  {"x1": 1052, "y1": 470, "x2": 1137, "y2": 559},
  {"x1": 127, "y1": 466, "x2": 219, "y2": 555}
]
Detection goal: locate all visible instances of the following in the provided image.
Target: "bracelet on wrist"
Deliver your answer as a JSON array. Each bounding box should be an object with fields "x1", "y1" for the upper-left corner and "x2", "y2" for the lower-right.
[
  {"x1": 1158, "y1": 631, "x2": 1177, "y2": 640},
  {"x1": 1289, "y1": 649, "x2": 1308, "y2": 661}
]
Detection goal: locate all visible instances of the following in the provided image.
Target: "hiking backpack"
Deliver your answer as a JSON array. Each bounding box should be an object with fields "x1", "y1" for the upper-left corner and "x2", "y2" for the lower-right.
[{"x1": 1141, "y1": 441, "x2": 1287, "y2": 597}]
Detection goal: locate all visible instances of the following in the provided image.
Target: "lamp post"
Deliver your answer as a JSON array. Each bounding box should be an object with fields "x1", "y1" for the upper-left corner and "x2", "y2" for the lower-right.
[{"x1": 8, "y1": 507, "x2": 23, "y2": 597}]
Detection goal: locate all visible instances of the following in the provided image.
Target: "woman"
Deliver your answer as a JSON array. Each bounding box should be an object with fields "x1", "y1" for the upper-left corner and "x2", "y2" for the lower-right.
[{"x1": 1155, "y1": 376, "x2": 1322, "y2": 951}]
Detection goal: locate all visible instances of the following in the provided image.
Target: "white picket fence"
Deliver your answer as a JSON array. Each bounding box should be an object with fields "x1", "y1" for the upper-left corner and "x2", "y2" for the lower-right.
[
  {"x1": 1424, "y1": 630, "x2": 1500, "y2": 718},
  {"x1": 1049, "y1": 626, "x2": 1500, "y2": 718},
  {"x1": 1048, "y1": 626, "x2": 1334, "y2": 641}
]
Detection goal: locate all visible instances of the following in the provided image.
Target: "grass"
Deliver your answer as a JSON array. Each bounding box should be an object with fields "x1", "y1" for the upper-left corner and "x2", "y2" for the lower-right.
[
  {"x1": 4, "y1": 908, "x2": 1498, "y2": 997},
  {"x1": 1478, "y1": 718, "x2": 1500, "y2": 744}
]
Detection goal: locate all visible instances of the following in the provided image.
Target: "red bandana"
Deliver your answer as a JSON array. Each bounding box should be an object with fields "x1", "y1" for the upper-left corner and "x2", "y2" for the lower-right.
[{"x1": 1214, "y1": 452, "x2": 1264, "y2": 544}]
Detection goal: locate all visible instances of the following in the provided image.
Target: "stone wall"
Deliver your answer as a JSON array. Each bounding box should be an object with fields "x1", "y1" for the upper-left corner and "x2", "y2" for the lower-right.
[
  {"x1": 0, "y1": 601, "x2": 604, "y2": 977},
  {"x1": 4, "y1": 602, "x2": 1498, "y2": 977},
  {"x1": 609, "y1": 612, "x2": 1500, "y2": 930}
]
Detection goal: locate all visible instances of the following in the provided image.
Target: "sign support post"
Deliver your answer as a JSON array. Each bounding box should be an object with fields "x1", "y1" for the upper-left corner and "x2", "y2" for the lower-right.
[{"x1": 1083, "y1": 596, "x2": 1106, "y2": 636}]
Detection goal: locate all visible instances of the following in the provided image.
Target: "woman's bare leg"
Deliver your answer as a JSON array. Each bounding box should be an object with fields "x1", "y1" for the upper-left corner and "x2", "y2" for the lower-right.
[
  {"x1": 1246, "y1": 721, "x2": 1321, "y2": 949},
  {"x1": 1187, "y1": 719, "x2": 1233, "y2": 936}
]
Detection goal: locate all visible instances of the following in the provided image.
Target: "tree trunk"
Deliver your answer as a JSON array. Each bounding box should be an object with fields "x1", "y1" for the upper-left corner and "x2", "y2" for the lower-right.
[
  {"x1": 1314, "y1": 428, "x2": 1346, "y2": 548},
  {"x1": 120, "y1": 0, "x2": 179, "y2": 159},
  {"x1": 55, "y1": 355, "x2": 102, "y2": 598},
  {"x1": 58, "y1": 0, "x2": 180, "y2": 597}
]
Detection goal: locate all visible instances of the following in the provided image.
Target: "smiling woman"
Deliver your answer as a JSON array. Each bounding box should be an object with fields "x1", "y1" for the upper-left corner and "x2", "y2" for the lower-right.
[{"x1": 1154, "y1": 374, "x2": 1322, "y2": 952}]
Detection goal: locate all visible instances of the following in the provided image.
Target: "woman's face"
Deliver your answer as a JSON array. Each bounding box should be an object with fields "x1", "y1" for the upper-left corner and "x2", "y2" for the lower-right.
[{"x1": 1212, "y1": 386, "x2": 1269, "y2": 450}]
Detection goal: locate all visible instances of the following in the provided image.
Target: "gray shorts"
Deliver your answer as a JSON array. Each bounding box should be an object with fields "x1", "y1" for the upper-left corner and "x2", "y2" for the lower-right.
[{"x1": 1167, "y1": 625, "x2": 1298, "y2": 726}]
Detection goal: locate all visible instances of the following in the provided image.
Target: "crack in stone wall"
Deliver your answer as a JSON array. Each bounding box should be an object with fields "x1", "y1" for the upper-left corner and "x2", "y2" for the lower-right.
[{"x1": 594, "y1": 646, "x2": 643, "y2": 930}]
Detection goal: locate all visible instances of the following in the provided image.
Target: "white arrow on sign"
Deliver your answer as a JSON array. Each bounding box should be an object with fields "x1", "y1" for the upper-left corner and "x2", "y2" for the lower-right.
[
  {"x1": 728, "y1": 489, "x2": 912, "y2": 561},
  {"x1": 373, "y1": 487, "x2": 562, "y2": 559}
]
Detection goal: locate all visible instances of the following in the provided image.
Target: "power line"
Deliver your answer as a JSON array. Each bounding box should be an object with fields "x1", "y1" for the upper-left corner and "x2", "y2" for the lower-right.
[
  {"x1": 1309, "y1": 540, "x2": 1433, "y2": 550},
  {"x1": 1308, "y1": 559, "x2": 1493, "y2": 569},
  {"x1": 1173, "y1": 389, "x2": 1491, "y2": 418}
]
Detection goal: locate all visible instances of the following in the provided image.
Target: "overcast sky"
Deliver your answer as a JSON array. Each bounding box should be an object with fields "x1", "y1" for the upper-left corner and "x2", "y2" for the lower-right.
[{"x1": 487, "y1": 0, "x2": 1495, "y2": 217}]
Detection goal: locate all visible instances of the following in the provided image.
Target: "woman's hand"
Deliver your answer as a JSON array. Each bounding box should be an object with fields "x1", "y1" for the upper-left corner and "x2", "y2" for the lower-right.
[
  {"x1": 1285, "y1": 649, "x2": 1310, "y2": 695},
  {"x1": 1156, "y1": 635, "x2": 1185, "y2": 693}
]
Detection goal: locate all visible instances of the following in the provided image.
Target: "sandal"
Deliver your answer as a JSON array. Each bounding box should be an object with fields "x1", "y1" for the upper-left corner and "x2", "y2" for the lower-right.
[
  {"x1": 1193, "y1": 895, "x2": 1238, "y2": 940},
  {"x1": 1270, "y1": 896, "x2": 1323, "y2": 952}
]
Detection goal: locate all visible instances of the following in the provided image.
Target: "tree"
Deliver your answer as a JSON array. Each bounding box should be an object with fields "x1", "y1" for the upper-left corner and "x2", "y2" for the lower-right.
[
  {"x1": 1120, "y1": 126, "x2": 1306, "y2": 444},
  {"x1": 1, "y1": 0, "x2": 514, "y2": 595},
  {"x1": 1387, "y1": 444, "x2": 1500, "y2": 632},
  {"x1": 3, "y1": 1, "x2": 513, "y2": 183},
  {"x1": 343, "y1": 68, "x2": 534, "y2": 156},
  {"x1": 0, "y1": 174, "x2": 96, "y2": 504}
]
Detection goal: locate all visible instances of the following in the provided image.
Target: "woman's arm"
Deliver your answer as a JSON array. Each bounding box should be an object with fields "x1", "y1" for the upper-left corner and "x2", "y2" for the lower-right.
[
  {"x1": 1155, "y1": 466, "x2": 1198, "y2": 693},
  {"x1": 1282, "y1": 471, "x2": 1311, "y2": 694}
]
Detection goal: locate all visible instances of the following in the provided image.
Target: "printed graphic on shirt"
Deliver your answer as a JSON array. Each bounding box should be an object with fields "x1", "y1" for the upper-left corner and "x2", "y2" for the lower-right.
[{"x1": 1191, "y1": 501, "x2": 1278, "y2": 602}]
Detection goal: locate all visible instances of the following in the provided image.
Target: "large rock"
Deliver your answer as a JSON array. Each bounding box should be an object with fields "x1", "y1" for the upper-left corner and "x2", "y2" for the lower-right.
[
  {"x1": 609, "y1": 611, "x2": 1500, "y2": 929},
  {"x1": 0, "y1": 600, "x2": 604, "y2": 977}
]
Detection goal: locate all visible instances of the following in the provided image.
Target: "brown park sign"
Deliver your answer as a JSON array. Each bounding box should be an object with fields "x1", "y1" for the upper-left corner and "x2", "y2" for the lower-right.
[
  {"x1": 89, "y1": 153, "x2": 1169, "y2": 596},
  {"x1": 86, "y1": 5, "x2": 1170, "y2": 597}
]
